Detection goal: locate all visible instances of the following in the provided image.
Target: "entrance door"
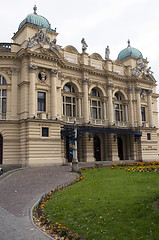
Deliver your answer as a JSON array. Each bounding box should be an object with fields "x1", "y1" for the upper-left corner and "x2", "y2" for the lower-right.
[
  {"x1": 0, "y1": 135, "x2": 3, "y2": 164},
  {"x1": 94, "y1": 135, "x2": 101, "y2": 161},
  {"x1": 66, "y1": 137, "x2": 73, "y2": 162},
  {"x1": 117, "y1": 137, "x2": 123, "y2": 160}
]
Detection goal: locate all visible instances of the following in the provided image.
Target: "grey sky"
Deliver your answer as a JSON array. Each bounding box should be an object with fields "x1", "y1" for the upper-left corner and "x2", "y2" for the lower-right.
[{"x1": 1, "y1": 0, "x2": 159, "y2": 84}]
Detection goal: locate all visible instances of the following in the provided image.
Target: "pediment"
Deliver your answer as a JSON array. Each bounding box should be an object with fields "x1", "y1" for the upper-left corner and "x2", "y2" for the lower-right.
[
  {"x1": 30, "y1": 45, "x2": 62, "y2": 59},
  {"x1": 90, "y1": 53, "x2": 103, "y2": 60},
  {"x1": 64, "y1": 45, "x2": 79, "y2": 54}
]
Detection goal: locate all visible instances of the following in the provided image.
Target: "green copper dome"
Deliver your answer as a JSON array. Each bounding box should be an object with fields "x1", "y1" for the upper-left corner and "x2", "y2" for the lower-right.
[
  {"x1": 117, "y1": 40, "x2": 143, "y2": 60},
  {"x1": 18, "y1": 5, "x2": 52, "y2": 31}
]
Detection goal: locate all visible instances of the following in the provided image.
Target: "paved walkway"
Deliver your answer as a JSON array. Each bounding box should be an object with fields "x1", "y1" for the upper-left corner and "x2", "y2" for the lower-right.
[{"x1": 0, "y1": 166, "x2": 78, "y2": 240}]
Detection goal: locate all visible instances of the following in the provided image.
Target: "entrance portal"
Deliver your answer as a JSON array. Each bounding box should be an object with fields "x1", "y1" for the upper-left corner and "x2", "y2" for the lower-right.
[
  {"x1": 94, "y1": 135, "x2": 101, "y2": 161},
  {"x1": 117, "y1": 137, "x2": 123, "y2": 160},
  {"x1": 0, "y1": 135, "x2": 3, "y2": 164}
]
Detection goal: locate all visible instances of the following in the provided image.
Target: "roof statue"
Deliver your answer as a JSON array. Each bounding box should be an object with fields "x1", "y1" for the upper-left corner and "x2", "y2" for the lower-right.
[
  {"x1": 132, "y1": 57, "x2": 153, "y2": 77},
  {"x1": 81, "y1": 38, "x2": 88, "y2": 53},
  {"x1": 105, "y1": 46, "x2": 110, "y2": 60},
  {"x1": 33, "y1": 5, "x2": 37, "y2": 15},
  {"x1": 28, "y1": 26, "x2": 50, "y2": 48}
]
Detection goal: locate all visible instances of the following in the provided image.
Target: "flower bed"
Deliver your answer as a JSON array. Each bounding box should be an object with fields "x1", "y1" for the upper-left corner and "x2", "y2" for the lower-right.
[{"x1": 34, "y1": 171, "x2": 85, "y2": 240}]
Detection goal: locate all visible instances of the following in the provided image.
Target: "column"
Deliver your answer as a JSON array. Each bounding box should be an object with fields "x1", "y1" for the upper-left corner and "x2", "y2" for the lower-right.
[
  {"x1": 147, "y1": 90, "x2": 153, "y2": 127},
  {"x1": 29, "y1": 64, "x2": 37, "y2": 117},
  {"x1": 125, "y1": 105, "x2": 128, "y2": 122},
  {"x1": 128, "y1": 87, "x2": 134, "y2": 127},
  {"x1": 107, "y1": 83, "x2": 113, "y2": 125},
  {"x1": 135, "y1": 87, "x2": 142, "y2": 126},
  {"x1": 10, "y1": 68, "x2": 18, "y2": 119},
  {"x1": 82, "y1": 78, "x2": 89, "y2": 122},
  {"x1": 50, "y1": 69, "x2": 58, "y2": 119},
  {"x1": 77, "y1": 95, "x2": 82, "y2": 118},
  {"x1": 103, "y1": 99, "x2": 107, "y2": 120}
]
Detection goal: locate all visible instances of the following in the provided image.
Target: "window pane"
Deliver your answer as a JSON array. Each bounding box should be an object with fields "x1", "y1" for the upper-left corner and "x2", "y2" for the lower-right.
[
  {"x1": 2, "y1": 98, "x2": 6, "y2": 113},
  {"x1": 2, "y1": 78, "x2": 6, "y2": 84},
  {"x1": 92, "y1": 100, "x2": 97, "y2": 107},
  {"x1": 2, "y1": 89, "x2": 6, "y2": 96},
  {"x1": 66, "y1": 104, "x2": 71, "y2": 117},
  {"x1": 42, "y1": 127, "x2": 49, "y2": 137},
  {"x1": 64, "y1": 84, "x2": 71, "y2": 92},
  {"x1": 38, "y1": 92, "x2": 46, "y2": 111},
  {"x1": 66, "y1": 97, "x2": 71, "y2": 103},
  {"x1": 141, "y1": 107, "x2": 146, "y2": 121}
]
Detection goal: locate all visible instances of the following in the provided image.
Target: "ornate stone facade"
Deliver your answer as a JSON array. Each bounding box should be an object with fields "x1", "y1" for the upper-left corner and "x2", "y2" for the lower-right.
[{"x1": 0, "y1": 7, "x2": 158, "y2": 166}]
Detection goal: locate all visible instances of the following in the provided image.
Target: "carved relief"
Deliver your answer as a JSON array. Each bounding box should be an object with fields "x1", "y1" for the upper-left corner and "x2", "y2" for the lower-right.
[{"x1": 0, "y1": 68, "x2": 12, "y2": 79}]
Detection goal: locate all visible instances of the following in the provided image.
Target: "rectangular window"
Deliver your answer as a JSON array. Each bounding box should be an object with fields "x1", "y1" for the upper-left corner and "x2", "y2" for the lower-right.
[
  {"x1": 141, "y1": 107, "x2": 146, "y2": 121},
  {"x1": 38, "y1": 92, "x2": 46, "y2": 112},
  {"x1": 42, "y1": 127, "x2": 49, "y2": 137},
  {"x1": 147, "y1": 133, "x2": 151, "y2": 140}
]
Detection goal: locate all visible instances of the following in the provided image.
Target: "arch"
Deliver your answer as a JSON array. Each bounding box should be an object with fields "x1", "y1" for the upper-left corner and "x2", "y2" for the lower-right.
[
  {"x1": 64, "y1": 45, "x2": 79, "y2": 54},
  {"x1": 0, "y1": 134, "x2": 3, "y2": 164},
  {"x1": 113, "y1": 90, "x2": 127, "y2": 100},
  {"x1": 89, "y1": 85, "x2": 105, "y2": 96},
  {"x1": 90, "y1": 53, "x2": 103, "y2": 61},
  {"x1": 62, "y1": 80, "x2": 81, "y2": 93},
  {"x1": 0, "y1": 72, "x2": 9, "y2": 84},
  {"x1": 94, "y1": 135, "x2": 101, "y2": 161}
]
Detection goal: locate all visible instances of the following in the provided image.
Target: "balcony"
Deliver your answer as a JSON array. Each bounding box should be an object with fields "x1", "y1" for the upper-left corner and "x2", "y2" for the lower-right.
[
  {"x1": 0, "y1": 43, "x2": 11, "y2": 52},
  {"x1": 114, "y1": 121, "x2": 129, "y2": 127},
  {"x1": 91, "y1": 119, "x2": 108, "y2": 126}
]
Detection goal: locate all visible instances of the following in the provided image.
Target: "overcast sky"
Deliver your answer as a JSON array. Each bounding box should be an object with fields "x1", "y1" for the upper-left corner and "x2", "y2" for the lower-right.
[{"x1": 0, "y1": 0, "x2": 159, "y2": 86}]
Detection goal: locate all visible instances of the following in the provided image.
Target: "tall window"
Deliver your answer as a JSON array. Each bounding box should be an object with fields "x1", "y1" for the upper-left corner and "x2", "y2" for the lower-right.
[
  {"x1": 141, "y1": 106, "x2": 146, "y2": 121},
  {"x1": 38, "y1": 92, "x2": 46, "y2": 111},
  {"x1": 90, "y1": 88, "x2": 101, "y2": 119},
  {"x1": 114, "y1": 92, "x2": 123, "y2": 122},
  {"x1": 63, "y1": 84, "x2": 76, "y2": 117},
  {"x1": 0, "y1": 76, "x2": 7, "y2": 119}
]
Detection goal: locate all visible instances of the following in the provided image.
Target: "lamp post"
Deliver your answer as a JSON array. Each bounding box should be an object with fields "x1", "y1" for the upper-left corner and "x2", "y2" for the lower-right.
[{"x1": 72, "y1": 121, "x2": 79, "y2": 172}]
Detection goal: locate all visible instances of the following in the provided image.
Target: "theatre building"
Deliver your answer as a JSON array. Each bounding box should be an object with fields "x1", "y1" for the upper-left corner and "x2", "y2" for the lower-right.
[{"x1": 0, "y1": 6, "x2": 159, "y2": 167}]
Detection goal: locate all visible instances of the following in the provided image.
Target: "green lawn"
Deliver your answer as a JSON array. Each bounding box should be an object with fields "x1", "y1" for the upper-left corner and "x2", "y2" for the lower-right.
[{"x1": 45, "y1": 168, "x2": 159, "y2": 240}]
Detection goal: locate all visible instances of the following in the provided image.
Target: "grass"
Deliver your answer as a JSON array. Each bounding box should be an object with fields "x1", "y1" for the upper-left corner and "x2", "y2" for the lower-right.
[{"x1": 44, "y1": 168, "x2": 159, "y2": 240}]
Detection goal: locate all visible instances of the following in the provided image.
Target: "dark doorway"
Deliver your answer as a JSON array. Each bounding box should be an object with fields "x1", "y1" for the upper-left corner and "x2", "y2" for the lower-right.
[
  {"x1": 94, "y1": 135, "x2": 101, "y2": 161},
  {"x1": 117, "y1": 137, "x2": 123, "y2": 160},
  {"x1": 0, "y1": 135, "x2": 3, "y2": 164},
  {"x1": 66, "y1": 137, "x2": 73, "y2": 162}
]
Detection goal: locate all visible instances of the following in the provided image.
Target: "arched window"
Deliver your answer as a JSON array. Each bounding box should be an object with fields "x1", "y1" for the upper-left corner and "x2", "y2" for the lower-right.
[
  {"x1": 90, "y1": 88, "x2": 101, "y2": 119},
  {"x1": 63, "y1": 83, "x2": 76, "y2": 117},
  {"x1": 0, "y1": 75, "x2": 7, "y2": 119},
  {"x1": 114, "y1": 92, "x2": 124, "y2": 122}
]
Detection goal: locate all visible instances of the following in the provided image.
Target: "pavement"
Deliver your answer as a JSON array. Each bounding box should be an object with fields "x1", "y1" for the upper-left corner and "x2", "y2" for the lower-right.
[{"x1": 0, "y1": 165, "x2": 78, "y2": 240}]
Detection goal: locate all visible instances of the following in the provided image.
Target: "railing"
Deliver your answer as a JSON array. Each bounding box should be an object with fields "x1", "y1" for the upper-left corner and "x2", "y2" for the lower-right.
[
  {"x1": 0, "y1": 43, "x2": 11, "y2": 52},
  {"x1": 62, "y1": 116, "x2": 83, "y2": 124},
  {"x1": 91, "y1": 119, "x2": 108, "y2": 126},
  {"x1": 115, "y1": 121, "x2": 128, "y2": 127}
]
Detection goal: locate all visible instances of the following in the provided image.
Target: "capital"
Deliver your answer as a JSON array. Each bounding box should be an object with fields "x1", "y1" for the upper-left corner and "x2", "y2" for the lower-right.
[
  {"x1": 50, "y1": 69, "x2": 58, "y2": 76},
  {"x1": 10, "y1": 68, "x2": 19, "y2": 75},
  {"x1": 82, "y1": 78, "x2": 89, "y2": 84},
  {"x1": 107, "y1": 83, "x2": 113, "y2": 89},
  {"x1": 135, "y1": 87, "x2": 141, "y2": 93},
  {"x1": 128, "y1": 87, "x2": 133, "y2": 93},
  {"x1": 147, "y1": 90, "x2": 152, "y2": 96},
  {"x1": 29, "y1": 64, "x2": 38, "y2": 72}
]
